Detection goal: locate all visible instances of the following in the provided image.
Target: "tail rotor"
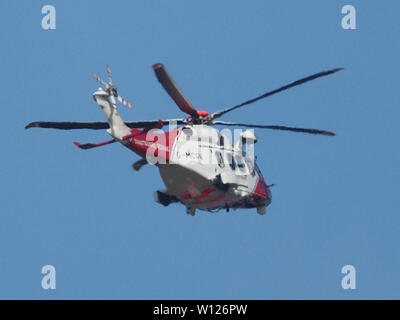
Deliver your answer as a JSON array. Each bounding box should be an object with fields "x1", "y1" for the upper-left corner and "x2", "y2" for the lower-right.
[
  {"x1": 106, "y1": 65, "x2": 113, "y2": 85},
  {"x1": 91, "y1": 66, "x2": 134, "y2": 109}
]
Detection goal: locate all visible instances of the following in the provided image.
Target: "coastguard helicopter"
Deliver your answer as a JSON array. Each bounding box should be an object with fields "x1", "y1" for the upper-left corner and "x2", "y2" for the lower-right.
[{"x1": 26, "y1": 63, "x2": 342, "y2": 215}]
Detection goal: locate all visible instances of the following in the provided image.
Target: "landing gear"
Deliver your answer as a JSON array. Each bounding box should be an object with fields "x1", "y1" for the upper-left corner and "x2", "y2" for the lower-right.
[
  {"x1": 186, "y1": 207, "x2": 196, "y2": 216},
  {"x1": 257, "y1": 206, "x2": 266, "y2": 215}
]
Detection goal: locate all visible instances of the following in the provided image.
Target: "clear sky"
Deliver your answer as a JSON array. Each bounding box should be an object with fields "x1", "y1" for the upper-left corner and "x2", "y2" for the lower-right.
[{"x1": 1, "y1": 0, "x2": 399, "y2": 299}]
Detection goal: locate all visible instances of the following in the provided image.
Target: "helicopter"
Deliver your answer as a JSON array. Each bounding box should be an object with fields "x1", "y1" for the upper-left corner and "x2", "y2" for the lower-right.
[{"x1": 26, "y1": 63, "x2": 342, "y2": 215}]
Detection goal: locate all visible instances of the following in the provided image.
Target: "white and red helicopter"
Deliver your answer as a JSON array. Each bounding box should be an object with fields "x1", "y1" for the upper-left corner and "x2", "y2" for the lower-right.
[{"x1": 26, "y1": 63, "x2": 342, "y2": 215}]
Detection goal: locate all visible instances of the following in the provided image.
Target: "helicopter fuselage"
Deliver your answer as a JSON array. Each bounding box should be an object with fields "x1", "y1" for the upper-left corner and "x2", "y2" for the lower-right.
[{"x1": 125, "y1": 124, "x2": 272, "y2": 213}]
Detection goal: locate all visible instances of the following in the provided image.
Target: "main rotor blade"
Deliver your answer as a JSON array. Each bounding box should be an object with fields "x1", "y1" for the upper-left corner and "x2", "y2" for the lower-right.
[
  {"x1": 25, "y1": 119, "x2": 185, "y2": 130},
  {"x1": 152, "y1": 63, "x2": 198, "y2": 117},
  {"x1": 212, "y1": 121, "x2": 335, "y2": 136},
  {"x1": 25, "y1": 121, "x2": 109, "y2": 130},
  {"x1": 211, "y1": 68, "x2": 343, "y2": 120}
]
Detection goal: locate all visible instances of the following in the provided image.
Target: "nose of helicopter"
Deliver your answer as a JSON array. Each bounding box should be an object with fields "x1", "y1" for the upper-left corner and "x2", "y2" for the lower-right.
[{"x1": 253, "y1": 178, "x2": 272, "y2": 205}]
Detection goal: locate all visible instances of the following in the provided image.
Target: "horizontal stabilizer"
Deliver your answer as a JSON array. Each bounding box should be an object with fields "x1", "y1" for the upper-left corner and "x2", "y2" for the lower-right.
[
  {"x1": 73, "y1": 139, "x2": 116, "y2": 150},
  {"x1": 132, "y1": 158, "x2": 148, "y2": 171}
]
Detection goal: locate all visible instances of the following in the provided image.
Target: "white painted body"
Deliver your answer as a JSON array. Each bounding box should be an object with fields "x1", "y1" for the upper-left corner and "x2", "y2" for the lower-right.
[{"x1": 158, "y1": 125, "x2": 271, "y2": 211}]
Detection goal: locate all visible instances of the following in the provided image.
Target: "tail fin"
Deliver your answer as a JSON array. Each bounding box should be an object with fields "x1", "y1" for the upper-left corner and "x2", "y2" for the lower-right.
[{"x1": 93, "y1": 88, "x2": 131, "y2": 140}]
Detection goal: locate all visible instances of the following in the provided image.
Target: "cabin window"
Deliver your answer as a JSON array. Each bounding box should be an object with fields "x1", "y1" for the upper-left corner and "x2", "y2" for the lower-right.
[
  {"x1": 219, "y1": 135, "x2": 224, "y2": 147},
  {"x1": 225, "y1": 153, "x2": 236, "y2": 170},
  {"x1": 215, "y1": 151, "x2": 224, "y2": 168},
  {"x1": 182, "y1": 127, "x2": 193, "y2": 141}
]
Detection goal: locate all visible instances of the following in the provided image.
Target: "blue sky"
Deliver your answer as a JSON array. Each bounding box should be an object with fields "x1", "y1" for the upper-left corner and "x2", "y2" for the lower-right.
[{"x1": 1, "y1": 0, "x2": 399, "y2": 299}]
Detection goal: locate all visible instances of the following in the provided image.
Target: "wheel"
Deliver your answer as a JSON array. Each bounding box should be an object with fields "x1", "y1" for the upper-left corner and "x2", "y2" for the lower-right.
[
  {"x1": 257, "y1": 206, "x2": 266, "y2": 215},
  {"x1": 186, "y1": 207, "x2": 196, "y2": 216}
]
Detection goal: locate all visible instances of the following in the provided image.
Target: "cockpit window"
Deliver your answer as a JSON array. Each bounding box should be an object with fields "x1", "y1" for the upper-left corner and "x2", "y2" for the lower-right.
[
  {"x1": 254, "y1": 161, "x2": 264, "y2": 179},
  {"x1": 235, "y1": 155, "x2": 245, "y2": 169},
  {"x1": 235, "y1": 155, "x2": 248, "y2": 174}
]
